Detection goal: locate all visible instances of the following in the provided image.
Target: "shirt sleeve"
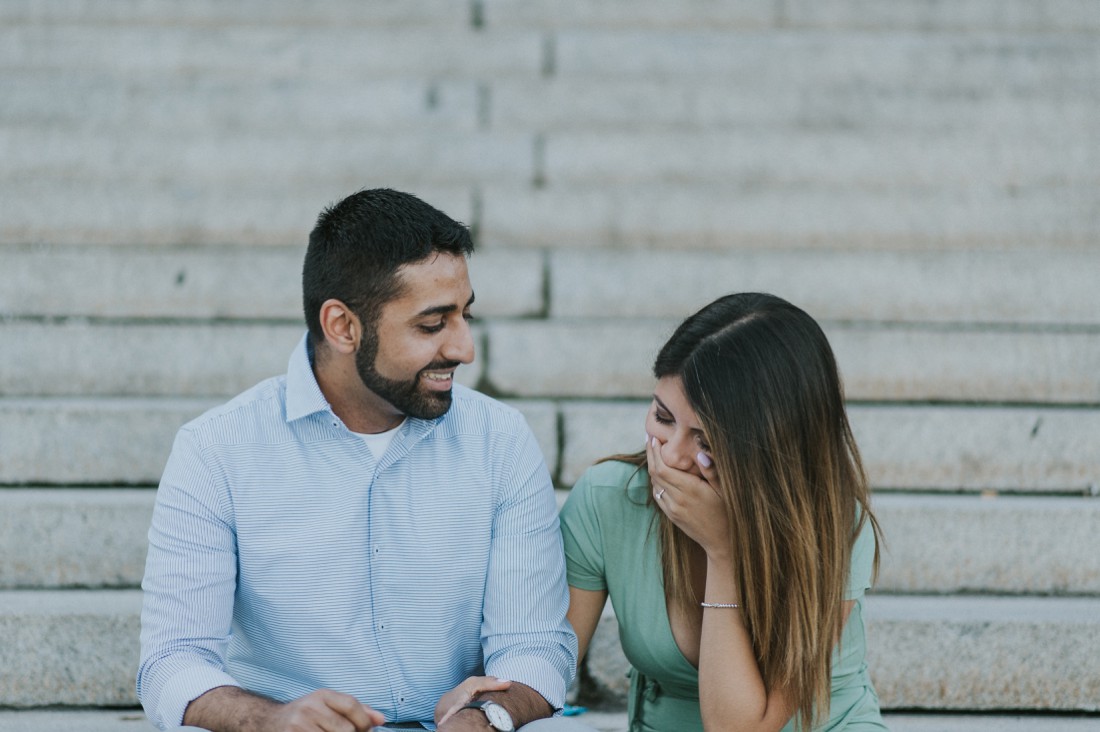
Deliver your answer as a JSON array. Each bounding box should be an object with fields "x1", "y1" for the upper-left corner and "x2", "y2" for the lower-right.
[
  {"x1": 480, "y1": 424, "x2": 578, "y2": 712},
  {"x1": 559, "y1": 470, "x2": 608, "y2": 592},
  {"x1": 845, "y1": 514, "x2": 878, "y2": 601},
  {"x1": 136, "y1": 427, "x2": 242, "y2": 730}
]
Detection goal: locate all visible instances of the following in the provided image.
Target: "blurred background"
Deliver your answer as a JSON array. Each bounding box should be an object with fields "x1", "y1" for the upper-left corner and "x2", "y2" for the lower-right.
[{"x1": 1, "y1": 1, "x2": 1098, "y2": 730}]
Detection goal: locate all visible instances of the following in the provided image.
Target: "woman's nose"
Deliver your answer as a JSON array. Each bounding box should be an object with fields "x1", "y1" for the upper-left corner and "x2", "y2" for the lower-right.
[{"x1": 660, "y1": 434, "x2": 697, "y2": 471}]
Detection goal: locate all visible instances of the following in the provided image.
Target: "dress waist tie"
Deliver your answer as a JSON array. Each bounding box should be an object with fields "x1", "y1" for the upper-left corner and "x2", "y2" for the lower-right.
[{"x1": 627, "y1": 668, "x2": 662, "y2": 732}]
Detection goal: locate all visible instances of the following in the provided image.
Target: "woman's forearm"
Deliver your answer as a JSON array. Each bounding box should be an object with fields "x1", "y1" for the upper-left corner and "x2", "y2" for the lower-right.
[{"x1": 697, "y1": 553, "x2": 794, "y2": 732}]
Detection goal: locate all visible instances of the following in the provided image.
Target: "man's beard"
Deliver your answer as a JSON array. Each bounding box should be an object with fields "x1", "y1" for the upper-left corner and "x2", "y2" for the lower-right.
[{"x1": 355, "y1": 327, "x2": 459, "y2": 421}]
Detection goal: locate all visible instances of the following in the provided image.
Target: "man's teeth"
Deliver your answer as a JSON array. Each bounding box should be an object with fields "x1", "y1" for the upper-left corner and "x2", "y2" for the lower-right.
[{"x1": 423, "y1": 372, "x2": 452, "y2": 381}]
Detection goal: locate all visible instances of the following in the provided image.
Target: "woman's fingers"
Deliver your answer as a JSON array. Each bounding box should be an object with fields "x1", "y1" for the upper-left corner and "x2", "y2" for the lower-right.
[
  {"x1": 437, "y1": 677, "x2": 512, "y2": 725},
  {"x1": 695, "y1": 450, "x2": 719, "y2": 488},
  {"x1": 646, "y1": 436, "x2": 672, "y2": 505}
]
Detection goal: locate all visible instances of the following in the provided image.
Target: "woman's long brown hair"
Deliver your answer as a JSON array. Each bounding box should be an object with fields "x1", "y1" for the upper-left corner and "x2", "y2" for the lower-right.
[{"x1": 615, "y1": 293, "x2": 881, "y2": 731}]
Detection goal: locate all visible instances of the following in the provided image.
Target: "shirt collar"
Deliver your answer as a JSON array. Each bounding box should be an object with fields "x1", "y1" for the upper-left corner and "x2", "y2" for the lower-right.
[
  {"x1": 283, "y1": 333, "x2": 445, "y2": 450},
  {"x1": 285, "y1": 332, "x2": 332, "y2": 423}
]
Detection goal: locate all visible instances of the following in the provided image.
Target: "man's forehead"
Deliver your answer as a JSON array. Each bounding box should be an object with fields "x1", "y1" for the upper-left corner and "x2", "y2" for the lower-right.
[{"x1": 387, "y1": 253, "x2": 473, "y2": 311}]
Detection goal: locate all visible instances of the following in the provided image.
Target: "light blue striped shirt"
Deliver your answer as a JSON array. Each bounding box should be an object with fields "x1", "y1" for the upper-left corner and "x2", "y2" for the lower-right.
[{"x1": 138, "y1": 335, "x2": 577, "y2": 729}]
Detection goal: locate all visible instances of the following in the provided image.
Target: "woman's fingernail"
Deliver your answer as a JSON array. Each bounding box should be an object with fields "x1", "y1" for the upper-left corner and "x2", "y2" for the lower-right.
[{"x1": 697, "y1": 452, "x2": 712, "y2": 468}]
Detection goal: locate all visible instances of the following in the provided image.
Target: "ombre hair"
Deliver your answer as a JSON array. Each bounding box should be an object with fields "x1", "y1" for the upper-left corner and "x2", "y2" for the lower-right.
[{"x1": 609, "y1": 292, "x2": 880, "y2": 731}]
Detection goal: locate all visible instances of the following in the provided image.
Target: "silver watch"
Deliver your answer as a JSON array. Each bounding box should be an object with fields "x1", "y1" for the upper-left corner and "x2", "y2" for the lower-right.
[{"x1": 462, "y1": 699, "x2": 515, "y2": 731}]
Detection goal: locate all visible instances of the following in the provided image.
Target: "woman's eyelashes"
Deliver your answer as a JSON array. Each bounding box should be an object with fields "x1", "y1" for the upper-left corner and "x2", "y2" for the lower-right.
[{"x1": 653, "y1": 408, "x2": 673, "y2": 425}]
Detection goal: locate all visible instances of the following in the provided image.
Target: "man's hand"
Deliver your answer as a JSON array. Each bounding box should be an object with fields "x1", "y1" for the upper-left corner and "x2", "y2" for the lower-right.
[
  {"x1": 268, "y1": 689, "x2": 386, "y2": 732},
  {"x1": 435, "y1": 676, "x2": 512, "y2": 725},
  {"x1": 184, "y1": 685, "x2": 386, "y2": 732}
]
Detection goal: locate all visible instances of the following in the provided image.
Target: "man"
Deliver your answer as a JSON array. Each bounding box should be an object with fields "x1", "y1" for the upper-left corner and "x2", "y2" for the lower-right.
[{"x1": 138, "y1": 189, "x2": 591, "y2": 732}]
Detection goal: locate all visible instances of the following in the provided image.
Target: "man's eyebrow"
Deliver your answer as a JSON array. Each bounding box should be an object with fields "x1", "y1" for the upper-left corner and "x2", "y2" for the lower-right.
[{"x1": 415, "y1": 292, "x2": 476, "y2": 318}]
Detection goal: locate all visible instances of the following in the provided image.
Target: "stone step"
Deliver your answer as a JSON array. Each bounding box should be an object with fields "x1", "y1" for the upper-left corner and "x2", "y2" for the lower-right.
[
  {"x1": 5, "y1": 319, "x2": 1099, "y2": 404},
  {"x1": 0, "y1": 489, "x2": 155, "y2": 589},
  {"x1": 489, "y1": 78, "x2": 1100, "y2": 136},
  {"x1": 548, "y1": 30, "x2": 1100, "y2": 87},
  {"x1": 5, "y1": 180, "x2": 1091, "y2": 251},
  {"x1": 0, "y1": 129, "x2": 536, "y2": 187},
  {"x1": 0, "y1": 321, "x2": 483, "y2": 398},
  {"x1": 7, "y1": 70, "x2": 1094, "y2": 140},
  {"x1": 0, "y1": 590, "x2": 142, "y2": 708},
  {"x1": 0, "y1": 245, "x2": 541, "y2": 318},
  {"x1": 487, "y1": 320, "x2": 1100, "y2": 403},
  {"x1": 481, "y1": 183, "x2": 1100, "y2": 250},
  {"x1": 6, "y1": 23, "x2": 1097, "y2": 88},
  {"x1": 0, "y1": 398, "x2": 213, "y2": 485},
  {"x1": 0, "y1": 26, "x2": 541, "y2": 78},
  {"x1": 484, "y1": 0, "x2": 1100, "y2": 33},
  {"x1": 583, "y1": 714, "x2": 1100, "y2": 732},
  {"x1": 4, "y1": 591, "x2": 1097, "y2": 710},
  {"x1": 0, "y1": 181, "x2": 476, "y2": 247},
  {"x1": 548, "y1": 248, "x2": 1100, "y2": 324},
  {"x1": 0, "y1": 397, "x2": 558, "y2": 487},
  {"x1": 4, "y1": 127, "x2": 1095, "y2": 192},
  {"x1": 559, "y1": 401, "x2": 1100, "y2": 492},
  {"x1": 4, "y1": 182, "x2": 1093, "y2": 250},
  {"x1": 8, "y1": 489, "x2": 1098, "y2": 594},
  {"x1": 866, "y1": 596, "x2": 1100, "y2": 711},
  {"x1": 537, "y1": 132, "x2": 1098, "y2": 189},
  {"x1": 0, "y1": 0, "x2": 469, "y2": 26},
  {"x1": 871, "y1": 494, "x2": 1100, "y2": 594},
  {"x1": 2, "y1": 399, "x2": 1098, "y2": 492},
  {"x1": 2, "y1": 74, "x2": 482, "y2": 134},
  {"x1": 781, "y1": 0, "x2": 1100, "y2": 33},
  {"x1": 584, "y1": 595, "x2": 1100, "y2": 712},
  {"x1": 6, "y1": 245, "x2": 1099, "y2": 324},
  {"x1": 4, "y1": 0, "x2": 1098, "y2": 35},
  {"x1": 1, "y1": 710, "x2": 1098, "y2": 732}
]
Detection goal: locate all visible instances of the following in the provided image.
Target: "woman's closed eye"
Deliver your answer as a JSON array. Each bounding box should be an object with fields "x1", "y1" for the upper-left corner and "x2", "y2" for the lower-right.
[{"x1": 653, "y1": 408, "x2": 673, "y2": 425}]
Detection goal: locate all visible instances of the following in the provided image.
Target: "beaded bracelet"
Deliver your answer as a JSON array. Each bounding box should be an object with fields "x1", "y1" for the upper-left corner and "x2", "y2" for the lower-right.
[{"x1": 700, "y1": 602, "x2": 740, "y2": 609}]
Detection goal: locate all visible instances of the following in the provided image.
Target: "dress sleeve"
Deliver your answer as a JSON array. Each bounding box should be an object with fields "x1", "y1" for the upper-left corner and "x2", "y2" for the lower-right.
[
  {"x1": 559, "y1": 469, "x2": 608, "y2": 592},
  {"x1": 845, "y1": 515, "x2": 878, "y2": 601}
]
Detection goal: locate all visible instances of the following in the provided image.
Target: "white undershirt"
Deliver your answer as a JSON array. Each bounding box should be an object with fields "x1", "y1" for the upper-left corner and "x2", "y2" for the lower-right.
[{"x1": 353, "y1": 419, "x2": 405, "y2": 461}]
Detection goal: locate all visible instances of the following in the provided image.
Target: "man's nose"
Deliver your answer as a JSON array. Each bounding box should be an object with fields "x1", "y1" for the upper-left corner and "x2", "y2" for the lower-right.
[{"x1": 444, "y1": 319, "x2": 475, "y2": 364}]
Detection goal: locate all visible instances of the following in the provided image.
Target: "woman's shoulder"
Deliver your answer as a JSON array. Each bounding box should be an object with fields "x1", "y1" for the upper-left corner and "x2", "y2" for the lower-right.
[
  {"x1": 569, "y1": 459, "x2": 651, "y2": 510},
  {"x1": 577, "y1": 458, "x2": 648, "y2": 487}
]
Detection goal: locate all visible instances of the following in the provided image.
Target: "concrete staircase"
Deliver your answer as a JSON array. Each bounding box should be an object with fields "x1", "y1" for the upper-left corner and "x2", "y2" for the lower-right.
[{"x1": 2, "y1": 2, "x2": 1099, "y2": 730}]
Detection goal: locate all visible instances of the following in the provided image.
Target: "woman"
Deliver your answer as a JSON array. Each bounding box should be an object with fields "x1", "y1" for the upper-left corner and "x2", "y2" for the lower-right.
[{"x1": 560, "y1": 293, "x2": 885, "y2": 732}]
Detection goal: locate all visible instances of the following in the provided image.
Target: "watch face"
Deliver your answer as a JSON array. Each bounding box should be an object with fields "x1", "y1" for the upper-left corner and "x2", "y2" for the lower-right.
[{"x1": 483, "y1": 701, "x2": 514, "y2": 731}]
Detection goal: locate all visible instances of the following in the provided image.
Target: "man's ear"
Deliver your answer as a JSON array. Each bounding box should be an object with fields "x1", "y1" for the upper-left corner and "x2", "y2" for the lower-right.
[{"x1": 318, "y1": 299, "x2": 361, "y2": 355}]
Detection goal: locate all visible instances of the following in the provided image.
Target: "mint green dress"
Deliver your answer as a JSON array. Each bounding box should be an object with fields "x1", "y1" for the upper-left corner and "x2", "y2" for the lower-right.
[{"x1": 560, "y1": 461, "x2": 886, "y2": 732}]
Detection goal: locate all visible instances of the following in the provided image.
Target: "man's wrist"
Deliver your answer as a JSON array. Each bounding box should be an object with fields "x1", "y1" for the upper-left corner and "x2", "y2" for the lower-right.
[{"x1": 444, "y1": 706, "x2": 493, "y2": 730}]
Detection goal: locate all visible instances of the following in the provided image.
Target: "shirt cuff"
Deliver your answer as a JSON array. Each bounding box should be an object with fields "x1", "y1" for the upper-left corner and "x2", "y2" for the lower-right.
[
  {"x1": 486, "y1": 656, "x2": 569, "y2": 713},
  {"x1": 156, "y1": 665, "x2": 241, "y2": 730}
]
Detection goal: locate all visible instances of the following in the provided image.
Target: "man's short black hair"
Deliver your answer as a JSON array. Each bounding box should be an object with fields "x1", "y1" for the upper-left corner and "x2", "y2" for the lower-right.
[{"x1": 302, "y1": 188, "x2": 474, "y2": 346}]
